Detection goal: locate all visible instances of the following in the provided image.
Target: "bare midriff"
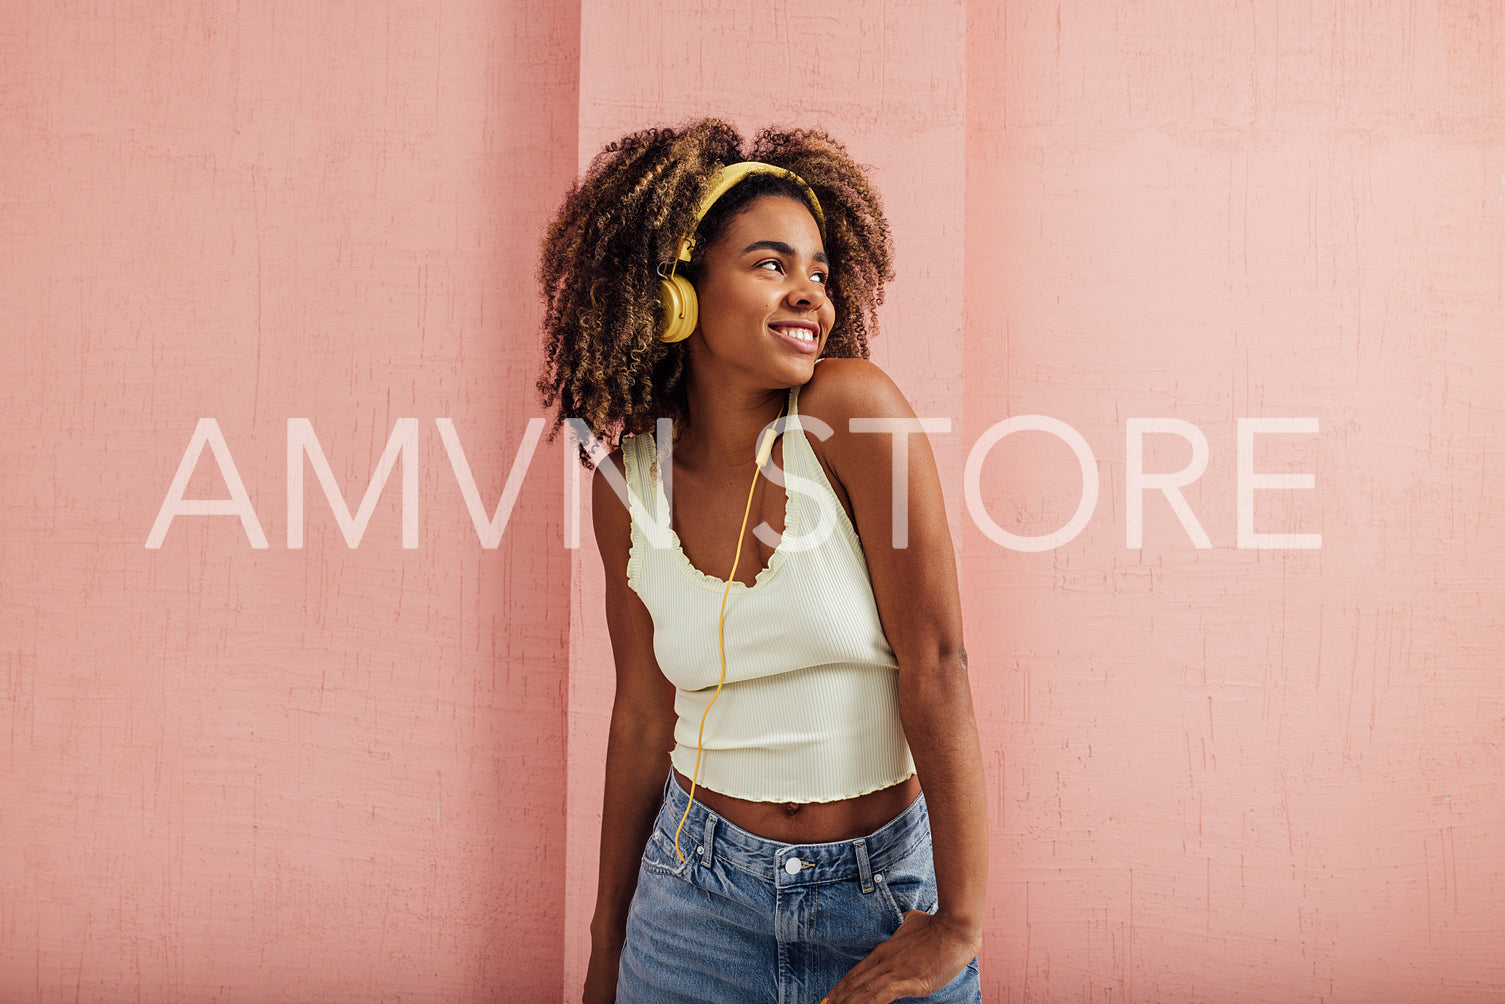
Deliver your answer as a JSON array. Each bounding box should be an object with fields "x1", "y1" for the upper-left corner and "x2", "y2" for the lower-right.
[{"x1": 673, "y1": 769, "x2": 922, "y2": 845}]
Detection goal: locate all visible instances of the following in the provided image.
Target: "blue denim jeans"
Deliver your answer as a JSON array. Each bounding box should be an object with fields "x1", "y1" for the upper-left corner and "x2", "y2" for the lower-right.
[{"x1": 617, "y1": 772, "x2": 982, "y2": 1003}]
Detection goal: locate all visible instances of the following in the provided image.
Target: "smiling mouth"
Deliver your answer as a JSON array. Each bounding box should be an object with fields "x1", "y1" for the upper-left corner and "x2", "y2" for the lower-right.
[{"x1": 770, "y1": 323, "x2": 819, "y2": 345}]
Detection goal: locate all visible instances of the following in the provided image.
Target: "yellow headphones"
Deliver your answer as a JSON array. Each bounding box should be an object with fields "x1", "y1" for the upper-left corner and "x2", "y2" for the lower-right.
[{"x1": 657, "y1": 162, "x2": 826, "y2": 344}]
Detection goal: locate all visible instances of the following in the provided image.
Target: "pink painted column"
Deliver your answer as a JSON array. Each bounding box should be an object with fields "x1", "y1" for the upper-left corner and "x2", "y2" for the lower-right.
[
  {"x1": 566, "y1": 0, "x2": 970, "y2": 995},
  {"x1": 966, "y1": 1, "x2": 1505, "y2": 1000},
  {"x1": 1, "y1": 0, "x2": 577, "y2": 999}
]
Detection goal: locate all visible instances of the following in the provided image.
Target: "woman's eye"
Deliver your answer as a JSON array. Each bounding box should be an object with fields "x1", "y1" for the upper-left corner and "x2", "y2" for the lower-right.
[{"x1": 755, "y1": 259, "x2": 827, "y2": 284}]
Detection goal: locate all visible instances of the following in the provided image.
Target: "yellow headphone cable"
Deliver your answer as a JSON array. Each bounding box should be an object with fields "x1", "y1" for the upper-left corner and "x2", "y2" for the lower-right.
[{"x1": 673, "y1": 406, "x2": 784, "y2": 862}]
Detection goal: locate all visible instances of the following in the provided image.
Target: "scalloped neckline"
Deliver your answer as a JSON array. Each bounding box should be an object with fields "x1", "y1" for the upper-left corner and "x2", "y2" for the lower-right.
[{"x1": 652, "y1": 393, "x2": 800, "y2": 592}]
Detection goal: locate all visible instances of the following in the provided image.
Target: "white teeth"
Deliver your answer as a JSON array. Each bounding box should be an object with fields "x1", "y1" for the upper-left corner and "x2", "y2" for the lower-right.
[{"x1": 776, "y1": 326, "x2": 815, "y2": 342}]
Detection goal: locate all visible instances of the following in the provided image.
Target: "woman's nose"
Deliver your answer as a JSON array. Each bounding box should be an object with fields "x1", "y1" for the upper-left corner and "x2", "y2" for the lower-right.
[{"x1": 788, "y1": 274, "x2": 826, "y2": 307}]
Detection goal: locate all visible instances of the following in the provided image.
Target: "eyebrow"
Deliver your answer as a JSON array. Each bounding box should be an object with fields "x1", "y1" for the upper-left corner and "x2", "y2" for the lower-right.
[{"x1": 739, "y1": 240, "x2": 830, "y2": 266}]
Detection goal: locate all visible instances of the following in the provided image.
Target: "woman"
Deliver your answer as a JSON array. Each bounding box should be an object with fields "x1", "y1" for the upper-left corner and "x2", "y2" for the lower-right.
[{"x1": 537, "y1": 120, "x2": 986, "y2": 1004}]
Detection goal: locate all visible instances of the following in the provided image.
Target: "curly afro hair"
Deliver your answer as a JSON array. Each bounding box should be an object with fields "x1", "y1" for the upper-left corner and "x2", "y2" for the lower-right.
[{"x1": 535, "y1": 118, "x2": 896, "y2": 465}]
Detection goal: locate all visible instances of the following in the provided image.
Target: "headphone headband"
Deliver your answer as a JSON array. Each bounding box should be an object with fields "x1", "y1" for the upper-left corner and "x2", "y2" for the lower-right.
[{"x1": 674, "y1": 162, "x2": 825, "y2": 263}]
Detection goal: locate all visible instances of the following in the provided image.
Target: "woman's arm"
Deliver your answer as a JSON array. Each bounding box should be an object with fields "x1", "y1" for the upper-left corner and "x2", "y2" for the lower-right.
[
  {"x1": 801, "y1": 360, "x2": 988, "y2": 1004},
  {"x1": 584, "y1": 450, "x2": 680, "y2": 1004}
]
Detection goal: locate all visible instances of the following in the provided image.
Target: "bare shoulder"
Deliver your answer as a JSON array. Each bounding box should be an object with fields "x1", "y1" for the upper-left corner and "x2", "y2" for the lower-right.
[
  {"x1": 796, "y1": 358, "x2": 917, "y2": 430},
  {"x1": 794, "y1": 359, "x2": 931, "y2": 507}
]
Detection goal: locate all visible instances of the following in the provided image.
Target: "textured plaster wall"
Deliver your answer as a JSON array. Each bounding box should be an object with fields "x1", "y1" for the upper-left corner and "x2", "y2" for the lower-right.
[
  {"x1": 965, "y1": 1, "x2": 1505, "y2": 1001},
  {"x1": 1, "y1": 0, "x2": 577, "y2": 1000},
  {"x1": 3, "y1": 0, "x2": 1503, "y2": 1002}
]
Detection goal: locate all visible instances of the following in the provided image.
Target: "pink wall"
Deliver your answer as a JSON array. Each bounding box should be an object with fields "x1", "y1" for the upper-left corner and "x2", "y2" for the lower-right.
[
  {"x1": 3, "y1": 1, "x2": 1503, "y2": 1002},
  {"x1": 2, "y1": 0, "x2": 577, "y2": 1000},
  {"x1": 966, "y1": 2, "x2": 1505, "y2": 1001}
]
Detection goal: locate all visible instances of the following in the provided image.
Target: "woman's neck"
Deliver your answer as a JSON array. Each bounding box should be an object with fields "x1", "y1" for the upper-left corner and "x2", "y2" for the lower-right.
[{"x1": 677, "y1": 375, "x2": 789, "y2": 470}]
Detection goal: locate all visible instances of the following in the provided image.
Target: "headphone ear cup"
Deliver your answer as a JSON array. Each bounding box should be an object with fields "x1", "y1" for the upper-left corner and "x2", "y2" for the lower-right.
[{"x1": 658, "y1": 273, "x2": 699, "y2": 343}]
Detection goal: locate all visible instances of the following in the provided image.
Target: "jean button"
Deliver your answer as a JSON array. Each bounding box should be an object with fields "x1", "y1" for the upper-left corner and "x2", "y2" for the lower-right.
[{"x1": 784, "y1": 857, "x2": 803, "y2": 875}]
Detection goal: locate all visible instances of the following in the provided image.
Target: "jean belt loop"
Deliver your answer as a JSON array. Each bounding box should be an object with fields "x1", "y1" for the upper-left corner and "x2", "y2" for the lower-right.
[
  {"x1": 854, "y1": 837, "x2": 874, "y2": 894},
  {"x1": 700, "y1": 814, "x2": 718, "y2": 868}
]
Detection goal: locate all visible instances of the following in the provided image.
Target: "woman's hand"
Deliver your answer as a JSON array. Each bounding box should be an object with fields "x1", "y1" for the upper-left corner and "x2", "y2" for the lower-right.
[{"x1": 821, "y1": 910, "x2": 981, "y2": 1004}]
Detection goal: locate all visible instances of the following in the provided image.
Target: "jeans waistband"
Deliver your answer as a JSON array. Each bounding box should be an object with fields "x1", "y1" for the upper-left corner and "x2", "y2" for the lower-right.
[{"x1": 659, "y1": 772, "x2": 929, "y2": 888}]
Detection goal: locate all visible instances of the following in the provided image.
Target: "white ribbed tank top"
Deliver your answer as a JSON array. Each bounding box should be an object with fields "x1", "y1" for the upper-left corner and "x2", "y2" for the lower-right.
[{"x1": 619, "y1": 384, "x2": 915, "y2": 803}]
